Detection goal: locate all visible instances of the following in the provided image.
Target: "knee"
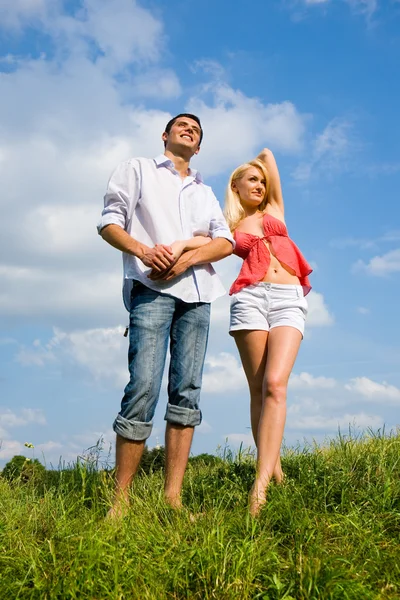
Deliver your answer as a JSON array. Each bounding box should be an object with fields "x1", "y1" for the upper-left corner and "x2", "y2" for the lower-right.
[
  {"x1": 249, "y1": 386, "x2": 263, "y2": 406},
  {"x1": 264, "y1": 377, "x2": 287, "y2": 404}
]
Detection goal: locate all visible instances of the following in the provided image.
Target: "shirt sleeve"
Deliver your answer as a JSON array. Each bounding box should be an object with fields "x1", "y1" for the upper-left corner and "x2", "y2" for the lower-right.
[
  {"x1": 97, "y1": 160, "x2": 140, "y2": 234},
  {"x1": 207, "y1": 190, "x2": 235, "y2": 247}
]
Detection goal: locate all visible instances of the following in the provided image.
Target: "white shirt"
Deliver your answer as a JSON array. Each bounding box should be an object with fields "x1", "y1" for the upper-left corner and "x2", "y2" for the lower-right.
[{"x1": 98, "y1": 155, "x2": 234, "y2": 309}]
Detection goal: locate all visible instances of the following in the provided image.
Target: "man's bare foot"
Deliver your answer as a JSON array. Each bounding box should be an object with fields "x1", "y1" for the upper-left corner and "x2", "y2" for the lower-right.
[
  {"x1": 106, "y1": 493, "x2": 129, "y2": 520},
  {"x1": 189, "y1": 511, "x2": 205, "y2": 523},
  {"x1": 249, "y1": 483, "x2": 267, "y2": 518},
  {"x1": 164, "y1": 494, "x2": 183, "y2": 510}
]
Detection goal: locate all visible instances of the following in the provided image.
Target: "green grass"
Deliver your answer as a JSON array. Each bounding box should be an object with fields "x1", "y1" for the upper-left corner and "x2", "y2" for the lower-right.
[{"x1": 1, "y1": 431, "x2": 399, "y2": 599}]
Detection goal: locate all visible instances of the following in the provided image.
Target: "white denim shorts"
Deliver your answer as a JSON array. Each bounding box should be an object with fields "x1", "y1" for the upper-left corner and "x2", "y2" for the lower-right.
[{"x1": 229, "y1": 282, "x2": 308, "y2": 337}]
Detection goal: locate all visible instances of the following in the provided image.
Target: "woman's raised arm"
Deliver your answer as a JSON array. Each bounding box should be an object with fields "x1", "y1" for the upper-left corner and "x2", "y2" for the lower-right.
[{"x1": 257, "y1": 148, "x2": 284, "y2": 215}]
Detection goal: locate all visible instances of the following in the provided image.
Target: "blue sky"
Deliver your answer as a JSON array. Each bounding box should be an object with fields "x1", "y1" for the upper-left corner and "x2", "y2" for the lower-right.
[{"x1": 1, "y1": 0, "x2": 399, "y2": 466}]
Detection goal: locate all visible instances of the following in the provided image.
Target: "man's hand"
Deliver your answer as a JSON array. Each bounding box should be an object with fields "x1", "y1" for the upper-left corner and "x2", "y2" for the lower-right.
[
  {"x1": 148, "y1": 250, "x2": 194, "y2": 281},
  {"x1": 148, "y1": 237, "x2": 232, "y2": 281},
  {"x1": 140, "y1": 244, "x2": 175, "y2": 272}
]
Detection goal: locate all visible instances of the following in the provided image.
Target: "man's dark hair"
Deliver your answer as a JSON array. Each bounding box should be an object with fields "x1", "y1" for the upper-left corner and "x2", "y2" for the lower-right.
[{"x1": 164, "y1": 113, "x2": 203, "y2": 146}]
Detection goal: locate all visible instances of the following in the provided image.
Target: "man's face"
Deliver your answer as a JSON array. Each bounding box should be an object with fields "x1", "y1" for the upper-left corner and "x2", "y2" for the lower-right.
[{"x1": 162, "y1": 118, "x2": 202, "y2": 155}]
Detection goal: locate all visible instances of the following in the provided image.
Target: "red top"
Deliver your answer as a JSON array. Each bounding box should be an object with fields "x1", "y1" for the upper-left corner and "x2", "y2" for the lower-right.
[{"x1": 230, "y1": 213, "x2": 312, "y2": 296}]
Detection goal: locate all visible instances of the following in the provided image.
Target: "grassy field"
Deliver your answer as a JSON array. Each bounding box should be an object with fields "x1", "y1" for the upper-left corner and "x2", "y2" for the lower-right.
[{"x1": 0, "y1": 431, "x2": 399, "y2": 599}]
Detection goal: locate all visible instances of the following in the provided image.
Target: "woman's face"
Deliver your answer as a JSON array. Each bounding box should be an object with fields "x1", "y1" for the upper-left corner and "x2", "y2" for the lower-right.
[{"x1": 232, "y1": 167, "x2": 266, "y2": 209}]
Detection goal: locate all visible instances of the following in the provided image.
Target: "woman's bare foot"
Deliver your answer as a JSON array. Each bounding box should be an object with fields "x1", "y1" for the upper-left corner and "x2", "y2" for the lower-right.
[
  {"x1": 273, "y1": 470, "x2": 285, "y2": 485},
  {"x1": 249, "y1": 482, "x2": 267, "y2": 517}
]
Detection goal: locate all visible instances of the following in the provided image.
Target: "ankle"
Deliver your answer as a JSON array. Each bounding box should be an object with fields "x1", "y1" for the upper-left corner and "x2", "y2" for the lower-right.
[
  {"x1": 249, "y1": 484, "x2": 267, "y2": 517},
  {"x1": 114, "y1": 486, "x2": 130, "y2": 504},
  {"x1": 164, "y1": 491, "x2": 182, "y2": 509},
  {"x1": 273, "y1": 471, "x2": 284, "y2": 485},
  {"x1": 254, "y1": 475, "x2": 270, "y2": 491}
]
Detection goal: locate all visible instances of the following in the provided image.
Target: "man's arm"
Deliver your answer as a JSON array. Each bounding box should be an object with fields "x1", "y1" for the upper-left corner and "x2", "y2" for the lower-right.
[
  {"x1": 98, "y1": 160, "x2": 175, "y2": 272},
  {"x1": 149, "y1": 237, "x2": 232, "y2": 281},
  {"x1": 101, "y1": 224, "x2": 175, "y2": 272}
]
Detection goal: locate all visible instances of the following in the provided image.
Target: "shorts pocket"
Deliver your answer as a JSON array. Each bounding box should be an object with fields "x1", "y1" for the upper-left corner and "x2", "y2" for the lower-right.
[{"x1": 271, "y1": 288, "x2": 300, "y2": 302}]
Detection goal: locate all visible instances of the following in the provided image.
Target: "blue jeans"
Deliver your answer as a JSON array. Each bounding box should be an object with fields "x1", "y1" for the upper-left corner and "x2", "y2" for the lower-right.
[{"x1": 113, "y1": 281, "x2": 211, "y2": 441}]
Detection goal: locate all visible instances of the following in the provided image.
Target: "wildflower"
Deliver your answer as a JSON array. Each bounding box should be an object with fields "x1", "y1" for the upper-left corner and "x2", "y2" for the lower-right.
[{"x1": 24, "y1": 442, "x2": 35, "y2": 448}]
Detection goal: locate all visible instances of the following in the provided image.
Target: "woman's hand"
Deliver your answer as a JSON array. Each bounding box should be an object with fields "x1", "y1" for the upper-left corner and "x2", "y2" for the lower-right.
[
  {"x1": 192, "y1": 236, "x2": 212, "y2": 247},
  {"x1": 170, "y1": 240, "x2": 186, "y2": 262},
  {"x1": 148, "y1": 236, "x2": 211, "y2": 279},
  {"x1": 170, "y1": 236, "x2": 211, "y2": 260}
]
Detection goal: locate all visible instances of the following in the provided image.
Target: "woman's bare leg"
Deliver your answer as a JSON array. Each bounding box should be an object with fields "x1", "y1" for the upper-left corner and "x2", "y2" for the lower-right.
[
  {"x1": 250, "y1": 326, "x2": 302, "y2": 515},
  {"x1": 233, "y1": 330, "x2": 282, "y2": 482}
]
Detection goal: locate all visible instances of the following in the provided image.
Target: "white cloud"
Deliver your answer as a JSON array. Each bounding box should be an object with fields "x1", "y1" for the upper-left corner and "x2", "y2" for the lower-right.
[
  {"x1": 131, "y1": 69, "x2": 182, "y2": 99},
  {"x1": 293, "y1": 118, "x2": 352, "y2": 182},
  {"x1": 79, "y1": 0, "x2": 165, "y2": 70},
  {"x1": 353, "y1": 249, "x2": 400, "y2": 277},
  {"x1": 331, "y1": 231, "x2": 400, "y2": 250},
  {"x1": 307, "y1": 291, "x2": 334, "y2": 327},
  {"x1": 0, "y1": 266, "x2": 125, "y2": 328},
  {"x1": 17, "y1": 337, "x2": 57, "y2": 367},
  {"x1": 0, "y1": 0, "x2": 53, "y2": 29},
  {"x1": 330, "y1": 236, "x2": 377, "y2": 250},
  {"x1": 224, "y1": 433, "x2": 255, "y2": 448},
  {"x1": 370, "y1": 163, "x2": 400, "y2": 175},
  {"x1": 0, "y1": 0, "x2": 165, "y2": 69},
  {"x1": 0, "y1": 439, "x2": 25, "y2": 460},
  {"x1": 345, "y1": 377, "x2": 400, "y2": 404},
  {"x1": 0, "y1": 408, "x2": 46, "y2": 447},
  {"x1": 300, "y1": 0, "x2": 378, "y2": 18},
  {"x1": 16, "y1": 326, "x2": 128, "y2": 388},
  {"x1": 357, "y1": 306, "x2": 370, "y2": 315},
  {"x1": 288, "y1": 397, "x2": 322, "y2": 414},
  {"x1": 202, "y1": 353, "x2": 247, "y2": 394},
  {"x1": 36, "y1": 440, "x2": 63, "y2": 453},
  {"x1": 0, "y1": 407, "x2": 46, "y2": 429},
  {"x1": 189, "y1": 84, "x2": 306, "y2": 177},
  {"x1": 347, "y1": 0, "x2": 378, "y2": 19},
  {"x1": 197, "y1": 420, "x2": 212, "y2": 435},
  {"x1": 289, "y1": 372, "x2": 337, "y2": 389},
  {"x1": 63, "y1": 327, "x2": 128, "y2": 387},
  {"x1": 287, "y1": 412, "x2": 383, "y2": 431}
]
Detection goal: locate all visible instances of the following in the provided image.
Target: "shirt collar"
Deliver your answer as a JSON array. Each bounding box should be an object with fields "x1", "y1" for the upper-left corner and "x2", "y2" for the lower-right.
[{"x1": 154, "y1": 154, "x2": 203, "y2": 183}]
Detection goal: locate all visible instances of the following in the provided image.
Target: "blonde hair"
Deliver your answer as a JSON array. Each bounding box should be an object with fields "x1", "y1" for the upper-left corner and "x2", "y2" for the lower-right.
[{"x1": 224, "y1": 159, "x2": 270, "y2": 231}]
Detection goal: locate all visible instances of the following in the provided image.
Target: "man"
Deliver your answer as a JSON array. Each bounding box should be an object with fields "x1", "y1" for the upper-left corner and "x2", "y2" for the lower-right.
[{"x1": 98, "y1": 113, "x2": 234, "y2": 515}]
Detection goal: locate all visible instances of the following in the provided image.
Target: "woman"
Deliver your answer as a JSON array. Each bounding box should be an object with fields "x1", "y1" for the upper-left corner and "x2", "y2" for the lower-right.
[{"x1": 224, "y1": 149, "x2": 312, "y2": 516}]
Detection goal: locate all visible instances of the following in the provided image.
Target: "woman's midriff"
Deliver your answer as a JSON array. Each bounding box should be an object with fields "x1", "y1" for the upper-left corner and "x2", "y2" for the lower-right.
[{"x1": 260, "y1": 240, "x2": 300, "y2": 286}]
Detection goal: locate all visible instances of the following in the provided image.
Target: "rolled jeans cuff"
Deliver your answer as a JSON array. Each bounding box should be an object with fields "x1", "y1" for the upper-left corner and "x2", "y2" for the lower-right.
[
  {"x1": 164, "y1": 403, "x2": 202, "y2": 427},
  {"x1": 113, "y1": 414, "x2": 153, "y2": 441}
]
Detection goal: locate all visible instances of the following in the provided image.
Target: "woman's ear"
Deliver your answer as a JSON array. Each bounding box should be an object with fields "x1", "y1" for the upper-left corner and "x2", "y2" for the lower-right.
[{"x1": 231, "y1": 181, "x2": 237, "y2": 192}]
